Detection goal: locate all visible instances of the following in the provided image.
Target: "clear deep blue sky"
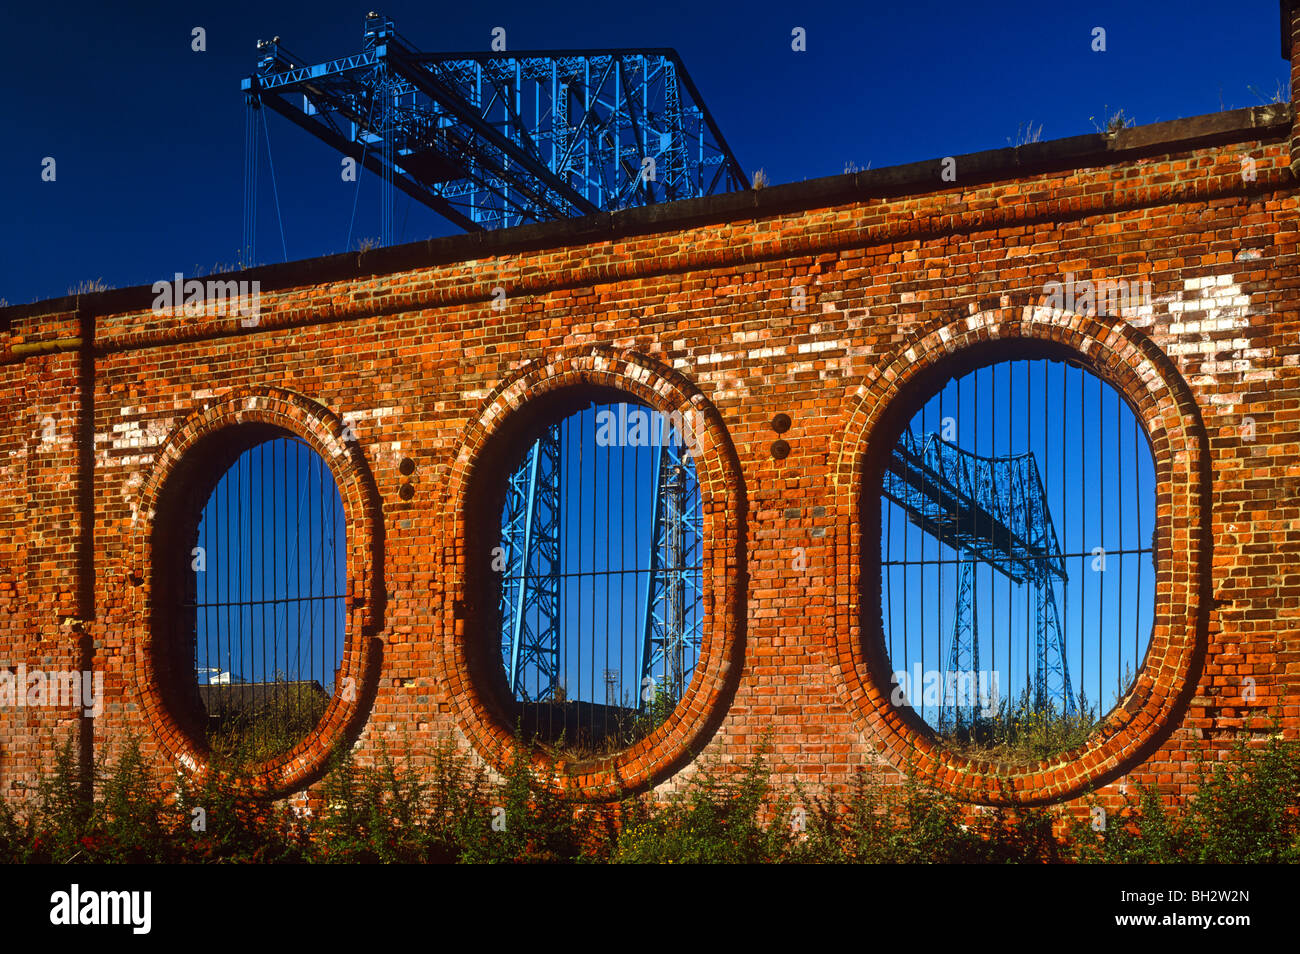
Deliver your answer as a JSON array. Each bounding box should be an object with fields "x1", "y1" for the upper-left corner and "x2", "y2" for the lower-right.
[{"x1": 0, "y1": 1, "x2": 1290, "y2": 306}]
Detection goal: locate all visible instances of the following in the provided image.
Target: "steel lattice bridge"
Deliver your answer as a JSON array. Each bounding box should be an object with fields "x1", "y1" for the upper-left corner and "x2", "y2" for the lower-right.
[
  {"x1": 883, "y1": 430, "x2": 1076, "y2": 729},
  {"x1": 241, "y1": 11, "x2": 747, "y2": 248}
]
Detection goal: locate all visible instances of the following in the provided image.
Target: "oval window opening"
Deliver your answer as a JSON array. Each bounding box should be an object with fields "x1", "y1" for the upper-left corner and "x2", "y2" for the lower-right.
[
  {"x1": 178, "y1": 435, "x2": 346, "y2": 766},
  {"x1": 879, "y1": 358, "x2": 1156, "y2": 764},
  {"x1": 491, "y1": 399, "x2": 704, "y2": 758}
]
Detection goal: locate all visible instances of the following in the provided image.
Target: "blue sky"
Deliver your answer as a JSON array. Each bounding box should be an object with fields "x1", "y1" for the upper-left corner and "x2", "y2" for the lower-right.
[
  {"x1": 194, "y1": 438, "x2": 346, "y2": 690},
  {"x1": 0, "y1": 0, "x2": 1290, "y2": 305}
]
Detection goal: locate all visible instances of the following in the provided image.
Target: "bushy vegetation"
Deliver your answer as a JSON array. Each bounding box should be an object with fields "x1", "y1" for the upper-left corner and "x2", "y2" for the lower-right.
[
  {"x1": 939, "y1": 686, "x2": 1100, "y2": 766},
  {"x1": 205, "y1": 684, "x2": 331, "y2": 766},
  {"x1": 1071, "y1": 734, "x2": 1300, "y2": 864},
  {"x1": 2, "y1": 730, "x2": 1297, "y2": 864}
]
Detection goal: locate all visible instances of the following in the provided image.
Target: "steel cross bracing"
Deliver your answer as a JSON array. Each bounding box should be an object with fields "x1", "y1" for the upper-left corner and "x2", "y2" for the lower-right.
[
  {"x1": 497, "y1": 411, "x2": 702, "y2": 707},
  {"x1": 883, "y1": 430, "x2": 1077, "y2": 724},
  {"x1": 938, "y1": 558, "x2": 980, "y2": 732},
  {"x1": 636, "y1": 434, "x2": 704, "y2": 706},
  {"x1": 498, "y1": 425, "x2": 562, "y2": 702},
  {"x1": 242, "y1": 12, "x2": 746, "y2": 247}
]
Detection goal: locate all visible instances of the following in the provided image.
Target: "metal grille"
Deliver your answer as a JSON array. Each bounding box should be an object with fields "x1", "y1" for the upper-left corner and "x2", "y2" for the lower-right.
[
  {"x1": 181, "y1": 436, "x2": 346, "y2": 758},
  {"x1": 495, "y1": 401, "x2": 704, "y2": 753},
  {"x1": 879, "y1": 359, "x2": 1156, "y2": 736}
]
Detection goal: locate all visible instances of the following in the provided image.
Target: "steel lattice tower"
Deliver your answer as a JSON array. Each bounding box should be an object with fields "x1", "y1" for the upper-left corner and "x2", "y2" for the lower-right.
[
  {"x1": 497, "y1": 426, "x2": 562, "y2": 702},
  {"x1": 938, "y1": 559, "x2": 980, "y2": 732},
  {"x1": 497, "y1": 412, "x2": 703, "y2": 706},
  {"x1": 884, "y1": 430, "x2": 1076, "y2": 727},
  {"x1": 241, "y1": 12, "x2": 746, "y2": 247},
  {"x1": 637, "y1": 435, "x2": 704, "y2": 705}
]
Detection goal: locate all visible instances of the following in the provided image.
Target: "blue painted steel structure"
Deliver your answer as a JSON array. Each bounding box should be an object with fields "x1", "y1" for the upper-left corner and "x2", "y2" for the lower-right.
[
  {"x1": 241, "y1": 12, "x2": 746, "y2": 248},
  {"x1": 497, "y1": 425, "x2": 563, "y2": 702},
  {"x1": 636, "y1": 428, "x2": 704, "y2": 704},
  {"x1": 883, "y1": 430, "x2": 1076, "y2": 727}
]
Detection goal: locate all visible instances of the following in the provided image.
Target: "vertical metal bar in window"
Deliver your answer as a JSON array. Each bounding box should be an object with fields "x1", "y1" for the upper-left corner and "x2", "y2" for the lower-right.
[
  {"x1": 619, "y1": 407, "x2": 626, "y2": 720},
  {"x1": 320, "y1": 447, "x2": 329, "y2": 697},
  {"x1": 605, "y1": 411, "x2": 612, "y2": 741},
  {"x1": 332, "y1": 452, "x2": 338, "y2": 691},
  {"x1": 1023, "y1": 360, "x2": 1030, "y2": 709},
  {"x1": 590, "y1": 406, "x2": 597, "y2": 742},
  {"x1": 235, "y1": 447, "x2": 244, "y2": 737},
  {"x1": 263, "y1": 447, "x2": 269, "y2": 729},
  {"x1": 1096, "y1": 372, "x2": 1103, "y2": 710},
  {"x1": 958, "y1": 371, "x2": 965, "y2": 716},
  {"x1": 293, "y1": 442, "x2": 302, "y2": 689},
  {"x1": 1005, "y1": 369, "x2": 1011, "y2": 708},
  {"x1": 979, "y1": 363, "x2": 988, "y2": 716},
  {"x1": 1133, "y1": 398, "x2": 1141, "y2": 681},
  {"x1": 1079, "y1": 362, "x2": 1086, "y2": 708},
  {"x1": 936, "y1": 384, "x2": 942, "y2": 725},
  {"x1": 885, "y1": 422, "x2": 894, "y2": 667},
  {"x1": 280, "y1": 438, "x2": 286, "y2": 689},
  {"x1": 223, "y1": 460, "x2": 230, "y2": 694},
  {"x1": 1042, "y1": 360, "x2": 1048, "y2": 708},
  {"x1": 203, "y1": 479, "x2": 211, "y2": 694},
  {"x1": 1064, "y1": 364, "x2": 1075, "y2": 712},
  {"x1": 1115, "y1": 385, "x2": 1122, "y2": 700},
  {"x1": 577, "y1": 408, "x2": 585, "y2": 717},
  {"x1": 315, "y1": 444, "x2": 323, "y2": 697},
  {"x1": 634, "y1": 424, "x2": 641, "y2": 711},
  {"x1": 589, "y1": 405, "x2": 597, "y2": 741},
  {"x1": 982, "y1": 361, "x2": 993, "y2": 707}
]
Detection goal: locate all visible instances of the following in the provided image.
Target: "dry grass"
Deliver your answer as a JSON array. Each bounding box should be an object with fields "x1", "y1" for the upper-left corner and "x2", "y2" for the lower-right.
[{"x1": 66, "y1": 278, "x2": 111, "y2": 295}]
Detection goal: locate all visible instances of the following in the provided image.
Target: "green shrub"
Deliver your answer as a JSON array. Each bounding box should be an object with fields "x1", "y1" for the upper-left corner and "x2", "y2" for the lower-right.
[
  {"x1": 2, "y1": 727, "x2": 1296, "y2": 864},
  {"x1": 206, "y1": 686, "x2": 330, "y2": 767},
  {"x1": 456, "y1": 734, "x2": 613, "y2": 864},
  {"x1": 1073, "y1": 733, "x2": 1300, "y2": 863},
  {"x1": 613, "y1": 749, "x2": 797, "y2": 863},
  {"x1": 175, "y1": 755, "x2": 309, "y2": 864},
  {"x1": 797, "y1": 769, "x2": 1059, "y2": 864},
  {"x1": 315, "y1": 742, "x2": 455, "y2": 863},
  {"x1": 940, "y1": 686, "x2": 1098, "y2": 766}
]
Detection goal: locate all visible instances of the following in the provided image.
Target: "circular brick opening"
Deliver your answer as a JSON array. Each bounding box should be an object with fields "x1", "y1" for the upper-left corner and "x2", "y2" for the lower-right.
[
  {"x1": 874, "y1": 350, "x2": 1157, "y2": 768},
  {"x1": 153, "y1": 427, "x2": 346, "y2": 768},
  {"x1": 465, "y1": 389, "x2": 705, "y2": 758},
  {"x1": 445, "y1": 349, "x2": 744, "y2": 799},
  {"x1": 834, "y1": 308, "x2": 1208, "y2": 804},
  {"x1": 131, "y1": 387, "x2": 381, "y2": 793}
]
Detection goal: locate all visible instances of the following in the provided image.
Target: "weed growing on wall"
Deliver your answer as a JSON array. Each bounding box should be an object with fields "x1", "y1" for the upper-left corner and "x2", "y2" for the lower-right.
[{"x1": 2, "y1": 730, "x2": 1297, "y2": 864}]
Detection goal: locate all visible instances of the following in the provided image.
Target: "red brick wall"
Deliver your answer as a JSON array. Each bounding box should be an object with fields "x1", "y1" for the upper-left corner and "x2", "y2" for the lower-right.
[{"x1": 2, "y1": 90, "x2": 1298, "y2": 820}]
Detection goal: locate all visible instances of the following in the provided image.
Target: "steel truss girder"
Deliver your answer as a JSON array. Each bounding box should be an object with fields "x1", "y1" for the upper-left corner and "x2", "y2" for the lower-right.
[
  {"x1": 242, "y1": 13, "x2": 746, "y2": 240},
  {"x1": 886, "y1": 430, "x2": 1076, "y2": 720}
]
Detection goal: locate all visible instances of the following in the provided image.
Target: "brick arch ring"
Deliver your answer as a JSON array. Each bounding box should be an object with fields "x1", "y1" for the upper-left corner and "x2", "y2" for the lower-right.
[
  {"x1": 127, "y1": 385, "x2": 383, "y2": 793},
  {"x1": 442, "y1": 345, "x2": 746, "y2": 800},
  {"x1": 830, "y1": 304, "x2": 1210, "y2": 805}
]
